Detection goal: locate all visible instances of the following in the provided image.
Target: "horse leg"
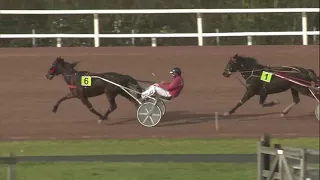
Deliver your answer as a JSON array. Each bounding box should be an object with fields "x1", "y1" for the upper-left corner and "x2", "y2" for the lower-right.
[
  {"x1": 52, "y1": 92, "x2": 76, "y2": 113},
  {"x1": 259, "y1": 83, "x2": 280, "y2": 107},
  {"x1": 281, "y1": 88, "x2": 300, "y2": 116},
  {"x1": 102, "y1": 93, "x2": 118, "y2": 122},
  {"x1": 224, "y1": 89, "x2": 255, "y2": 116},
  {"x1": 80, "y1": 97, "x2": 104, "y2": 122},
  {"x1": 259, "y1": 94, "x2": 280, "y2": 107}
]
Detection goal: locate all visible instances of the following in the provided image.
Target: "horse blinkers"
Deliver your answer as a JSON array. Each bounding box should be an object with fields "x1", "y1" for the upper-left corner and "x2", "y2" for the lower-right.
[{"x1": 46, "y1": 64, "x2": 57, "y2": 80}]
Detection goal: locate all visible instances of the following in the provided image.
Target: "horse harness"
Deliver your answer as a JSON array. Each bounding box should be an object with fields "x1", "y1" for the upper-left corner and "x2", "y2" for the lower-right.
[
  {"x1": 66, "y1": 72, "x2": 91, "y2": 90},
  {"x1": 237, "y1": 66, "x2": 303, "y2": 95}
]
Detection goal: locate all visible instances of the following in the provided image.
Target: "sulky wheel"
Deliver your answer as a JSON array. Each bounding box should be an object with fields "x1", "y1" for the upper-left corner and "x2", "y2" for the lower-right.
[
  {"x1": 157, "y1": 99, "x2": 166, "y2": 116},
  {"x1": 137, "y1": 102, "x2": 162, "y2": 127},
  {"x1": 145, "y1": 99, "x2": 166, "y2": 116},
  {"x1": 315, "y1": 104, "x2": 320, "y2": 121}
]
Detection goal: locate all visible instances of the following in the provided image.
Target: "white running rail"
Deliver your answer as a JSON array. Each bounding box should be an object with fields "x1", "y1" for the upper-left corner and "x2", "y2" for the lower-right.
[{"x1": 0, "y1": 8, "x2": 319, "y2": 47}]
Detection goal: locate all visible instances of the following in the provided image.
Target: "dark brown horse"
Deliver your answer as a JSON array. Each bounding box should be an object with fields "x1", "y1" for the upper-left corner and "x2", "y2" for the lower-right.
[
  {"x1": 222, "y1": 54, "x2": 319, "y2": 116},
  {"x1": 46, "y1": 57, "x2": 144, "y2": 124}
]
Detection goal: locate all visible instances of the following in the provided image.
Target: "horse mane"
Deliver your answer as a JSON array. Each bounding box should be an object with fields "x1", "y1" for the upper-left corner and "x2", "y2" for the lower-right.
[
  {"x1": 57, "y1": 57, "x2": 81, "y2": 72},
  {"x1": 56, "y1": 57, "x2": 80, "y2": 68},
  {"x1": 235, "y1": 54, "x2": 261, "y2": 67},
  {"x1": 70, "y1": 61, "x2": 80, "y2": 68}
]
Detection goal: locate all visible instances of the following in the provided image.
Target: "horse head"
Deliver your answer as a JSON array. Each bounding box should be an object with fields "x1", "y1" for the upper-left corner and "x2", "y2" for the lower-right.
[
  {"x1": 222, "y1": 54, "x2": 259, "y2": 78},
  {"x1": 46, "y1": 56, "x2": 81, "y2": 80},
  {"x1": 46, "y1": 57, "x2": 64, "y2": 80},
  {"x1": 223, "y1": 53, "x2": 245, "y2": 77}
]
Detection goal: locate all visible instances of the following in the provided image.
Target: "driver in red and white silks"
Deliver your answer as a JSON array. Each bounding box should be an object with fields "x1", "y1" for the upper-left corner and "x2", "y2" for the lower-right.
[{"x1": 141, "y1": 67, "x2": 184, "y2": 99}]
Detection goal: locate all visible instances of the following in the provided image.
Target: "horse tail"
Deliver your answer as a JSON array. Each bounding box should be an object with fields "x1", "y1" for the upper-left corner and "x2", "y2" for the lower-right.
[{"x1": 126, "y1": 76, "x2": 145, "y2": 99}]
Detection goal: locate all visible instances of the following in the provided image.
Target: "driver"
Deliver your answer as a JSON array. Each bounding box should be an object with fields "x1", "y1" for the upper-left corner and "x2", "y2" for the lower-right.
[{"x1": 141, "y1": 67, "x2": 184, "y2": 100}]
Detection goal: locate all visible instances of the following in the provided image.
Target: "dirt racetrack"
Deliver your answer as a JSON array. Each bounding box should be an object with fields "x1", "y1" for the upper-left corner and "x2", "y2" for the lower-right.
[{"x1": 0, "y1": 46, "x2": 319, "y2": 141}]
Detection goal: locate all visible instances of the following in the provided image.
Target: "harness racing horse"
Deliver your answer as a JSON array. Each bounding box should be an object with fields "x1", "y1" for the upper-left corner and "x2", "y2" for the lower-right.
[
  {"x1": 222, "y1": 53, "x2": 319, "y2": 117},
  {"x1": 46, "y1": 57, "x2": 144, "y2": 124}
]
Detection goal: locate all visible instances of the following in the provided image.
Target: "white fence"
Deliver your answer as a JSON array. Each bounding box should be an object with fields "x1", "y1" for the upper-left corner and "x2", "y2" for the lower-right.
[{"x1": 0, "y1": 8, "x2": 319, "y2": 47}]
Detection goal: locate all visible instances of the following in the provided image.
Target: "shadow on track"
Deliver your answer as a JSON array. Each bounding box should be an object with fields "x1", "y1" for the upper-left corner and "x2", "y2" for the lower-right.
[
  {"x1": 156, "y1": 111, "x2": 288, "y2": 127},
  {"x1": 83, "y1": 110, "x2": 316, "y2": 126},
  {"x1": 106, "y1": 110, "x2": 211, "y2": 127},
  {"x1": 226, "y1": 112, "x2": 316, "y2": 121}
]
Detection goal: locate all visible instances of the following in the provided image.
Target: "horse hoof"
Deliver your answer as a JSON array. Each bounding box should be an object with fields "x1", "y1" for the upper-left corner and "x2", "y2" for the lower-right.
[
  {"x1": 280, "y1": 113, "x2": 286, "y2": 117},
  {"x1": 97, "y1": 120, "x2": 103, "y2": 124},
  {"x1": 274, "y1": 101, "x2": 280, "y2": 105},
  {"x1": 223, "y1": 112, "x2": 230, "y2": 116},
  {"x1": 52, "y1": 106, "x2": 58, "y2": 113}
]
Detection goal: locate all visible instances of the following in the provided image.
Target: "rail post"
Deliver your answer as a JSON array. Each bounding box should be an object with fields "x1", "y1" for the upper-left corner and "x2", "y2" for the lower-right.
[
  {"x1": 131, "y1": 29, "x2": 135, "y2": 45},
  {"x1": 7, "y1": 153, "x2": 16, "y2": 180},
  {"x1": 301, "y1": 12, "x2": 308, "y2": 45},
  {"x1": 261, "y1": 134, "x2": 270, "y2": 180},
  {"x1": 247, "y1": 36, "x2": 253, "y2": 46},
  {"x1": 93, "y1": 13, "x2": 100, "y2": 47},
  {"x1": 196, "y1": 13, "x2": 203, "y2": 46},
  {"x1": 313, "y1": 26, "x2": 318, "y2": 44},
  {"x1": 32, "y1": 29, "x2": 36, "y2": 47},
  {"x1": 257, "y1": 140, "x2": 262, "y2": 180},
  {"x1": 151, "y1": 37, "x2": 157, "y2": 47},
  {"x1": 274, "y1": 144, "x2": 282, "y2": 180},
  {"x1": 215, "y1": 29, "x2": 220, "y2": 45},
  {"x1": 300, "y1": 148, "x2": 307, "y2": 180},
  {"x1": 56, "y1": 37, "x2": 62, "y2": 47}
]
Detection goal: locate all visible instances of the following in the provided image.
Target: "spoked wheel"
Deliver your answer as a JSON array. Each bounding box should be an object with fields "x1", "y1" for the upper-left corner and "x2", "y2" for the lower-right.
[
  {"x1": 137, "y1": 102, "x2": 162, "y2": 127},
  {"x1": 145, "y1": 99, "x2": 166, "y2": 116},
  {"x1": 157, "y1": 100, "x2": 166, "y2": 116},
  {"x1": 315, "y1": 104, "x2": 320, "y2": 121}
]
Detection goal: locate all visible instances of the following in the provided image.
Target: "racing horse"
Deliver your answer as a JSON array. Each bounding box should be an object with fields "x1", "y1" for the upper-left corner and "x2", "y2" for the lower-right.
[
  {"x1": 222, "y1": 53, "x2": 319, "y2": 116},
  {"x1": 46, "y1": 57, "x2": 144, "y2": 124}
]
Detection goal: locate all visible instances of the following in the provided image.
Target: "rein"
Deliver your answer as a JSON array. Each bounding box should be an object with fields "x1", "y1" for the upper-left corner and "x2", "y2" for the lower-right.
[
  {"x1": 235, "y1": 65, "x2": 301, "y2": 81},
  {"x1": 276, "y1": 72, "x2": 319, "y2": 86},
  {"x1": 233, "y1": 66, "x2": 318, "y2": 88},
  {"x1": 235, "y1": 69, "x2": 300, "y2": 74}
]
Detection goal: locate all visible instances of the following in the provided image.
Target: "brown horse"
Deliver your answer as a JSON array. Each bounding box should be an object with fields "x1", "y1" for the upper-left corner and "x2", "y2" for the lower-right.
[
  {"x1": 222, "y1": 54, "x2": 319, "y2": 116},
  {"x1": 46, "y1": 57, "x2": 144, "y2": 124}
]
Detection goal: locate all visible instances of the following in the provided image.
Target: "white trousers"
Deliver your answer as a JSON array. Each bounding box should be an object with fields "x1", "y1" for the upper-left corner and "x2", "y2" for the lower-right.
[{"x1": 141, "y1": 85, "x2": 171, "y2": 99}]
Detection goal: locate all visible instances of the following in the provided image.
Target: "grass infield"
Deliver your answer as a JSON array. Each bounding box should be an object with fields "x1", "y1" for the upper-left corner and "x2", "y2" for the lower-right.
[{"x1": 0, "y1": 138, "x2": 318, "y2": 180}]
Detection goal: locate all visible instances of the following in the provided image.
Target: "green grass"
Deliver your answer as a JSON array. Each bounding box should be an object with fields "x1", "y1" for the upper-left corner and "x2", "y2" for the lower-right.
[
  {"x1": 13, "y1": 162, "x2": 256, "y2": 180},
  {"x1": 0, "y1": 138, "x2": 318, "y2": 180},
  {"x1": 0, "y1": 138, "x2": 318, "y2": 156},
  {"x1": 0, "y1": 164, "x2": 6, "y2": 180}
]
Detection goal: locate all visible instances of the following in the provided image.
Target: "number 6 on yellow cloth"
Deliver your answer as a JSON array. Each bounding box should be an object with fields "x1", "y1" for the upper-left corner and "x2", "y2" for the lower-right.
[{"x1": 81, "y1": 76, "x2": 92, "y2": 86}]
